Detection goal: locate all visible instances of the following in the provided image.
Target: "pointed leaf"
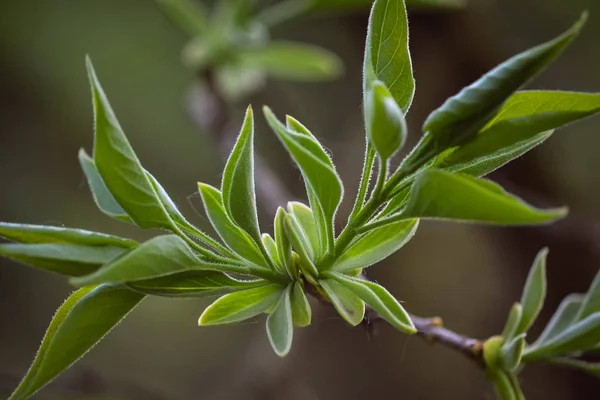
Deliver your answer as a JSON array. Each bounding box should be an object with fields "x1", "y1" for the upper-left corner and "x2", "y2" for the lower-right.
[
  {"x1": 516, "y1": 248, "x2": 548, "y2": 335},
  {"x1": 363, "y1": 0, "x2": 414, "y2": 112},
  {"x1": 319, "y1": 278, "x2": 365, "y2": 326},
  {"x1": 155, "y1": 0, "x2": 208, "y2": 36},
  {"x1": 127, "y1": 271, "x2": 268, "y2": 298},
  {"x1": 576, "y1": 270, "x2": 600, "y2": 321},
  {"x1": 198, "y1": 284, "x2": 283, "y2": 325},
  {"x1": 274, "y1": 207, "x2": 295, "y2": 279},
  {"x1": 287, "y1": 201, "x2": 322, "y2": 260},
  {"x1": 331, "y1": 219, "x2": 418, "y2": 272},
  {"x1": 266, "y1": 285, "x2": 294, "y2": 357},
  {"x1": 284, "y1": 214, "x2": 318, "y2": 279},
  {"x1": 262, "y1": 233, "x2": 282, "y2": 268},
  {"x1": 501, "y1": 303, "x2": 523, "y2": 342},
  {"x1": 532, "y1": 293, "x2": 585, "y2": 348},
  {"x1": 8, "y1": 285, "x2": 144, "y2": 400},
  {"x1": 328, "y1": 273, "x2": 415, "y2": 333},
  {"x1": 501, "y1": 333, "x2": 526, "y2": 372},
  {"x1": 291, "y1": 281, "x2": 312, "y2": 327}
]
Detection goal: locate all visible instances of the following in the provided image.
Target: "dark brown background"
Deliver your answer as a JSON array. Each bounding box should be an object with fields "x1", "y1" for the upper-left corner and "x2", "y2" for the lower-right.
[{"x1": 1, "y1": 0, "x2": 599, "y2": 398}]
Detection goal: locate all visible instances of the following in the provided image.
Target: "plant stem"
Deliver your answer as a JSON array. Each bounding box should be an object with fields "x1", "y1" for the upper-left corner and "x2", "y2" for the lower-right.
[{"x1": 348, "y1": 143, "x2": 376, "y2": 221}]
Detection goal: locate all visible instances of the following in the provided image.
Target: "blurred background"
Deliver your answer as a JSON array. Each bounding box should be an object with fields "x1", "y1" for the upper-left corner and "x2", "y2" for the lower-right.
[{"x1": 1, "y1": 0, "x2": 599, "y2": 398}]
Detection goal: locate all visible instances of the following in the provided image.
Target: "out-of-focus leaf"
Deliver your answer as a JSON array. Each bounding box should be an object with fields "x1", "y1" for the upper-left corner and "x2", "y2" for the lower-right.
[
  {"x1": 328, "y1": 273, "x2": 415, "y2": 333},
  {"x1": 264, "y1": 108, "x2": 343, "y2": 253},
  {"x1": 532, "y1": 293, "x2": 585, "y2": 348},
  {"x1": 331, "y1": 219, "x2": 418, "y2": 272},
  {"x1": 490, "y1": 370, "x2": 517, "y2": 400},
  {"x1": 501, "y1": 303, "x2": 523, "y2": 342},
  {"x1": 576, "y1": 270, "x2": 600, "y2": 320},
  {"x1": 501, "y1": 333, "x2": 526, "y2": 372},
  {"x1": 363, "y1": 0, "x2": 414, "y2": 112},
  {"x1": 516, "y1": 248, "x2": 548, "y2": 334},
  {"x1": 287, "y1": 202, "x2": 321, "y2": 261},
  {"x1": 198, "y1": 284, "x2": 283, "y2": 325},
  {"x1": 319, "y1": 278, "x2": 365, "y2": 326},
  {"x1": 238, "y1": 42, "x2": 343, "y2": 81},
  {"x1": 311, "y1": 0, "x2": 466, "y2": 10},
  {"x1": 8, "y1": 285, "x2": 144, "y2": 400},
  {"x1": 291, "y1": 281, "x2": 312, "y2": 327},
  {"x1": 266, "y1": 284, "x2": 294, "y2": 357},
  {"x1": 552, "y1": 357, "x2": 600, "y2": 376},
  {"x1": 127, "y1": 271, "x2": 268, "y2": 298},
  {"x1": 155, "y1": 0, "x2": 208, "y2": 36},
  {"x1": 216, "y1": 66, "x2": 266, "y2": 101}
]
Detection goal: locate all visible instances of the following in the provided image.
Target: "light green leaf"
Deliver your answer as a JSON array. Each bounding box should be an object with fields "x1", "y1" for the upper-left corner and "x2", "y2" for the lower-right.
[
  {"x1": 517, "y1": 248, "x2": 548, "y2": 335},
  {"x1": 311, "y1": 0, "x2": 466, "y2": 10},
  {"x1": 87, "y1": 57, "x2": 173, "y2": 230},
  {"x1": 363, "y1": 0, "x2": 414, "y2": 113},
  {"x1": 275, "y1": 207, "x2": 295, "y2": 279},
  {"x1": 491, "y1": 370, "x2": 516, "y2": 400},
  {"x1": 409, "y1": 14, "x2": 587, "y2": 170},
  {"x1": 396, "y1": 169, "x2": 566, "y2": 225},
  {"x1": 263, "y1": 107, "x2": 343, "y2": 253},
  {"x1": 501, "y1": 303, "x2": 523, "y2": 342},
  {"x1": 287, "y1": 201, "x2": 322, "y2": 261},
  {"x1": 222, "y1": 106, "x2": 262, "y2": 244},
  {"x1": 8, "y1": 285, "x2": 144, "y2": 400},
  {"x1": 501, "y1": 333, "x2": 526, "y2": 372},
  {"x1": 71, "y1": 235, "x2": 241, "y2": 286},
  {"x1": 127, "y1": 271, "x2": 268, "y2": 298},
  {"x1": 319, "y1": 278, "x2": 365, "y2": 326},
  {"x1": 508, "y1": 373, "x2": 526, "y2": 400},
  {"x1": 155, "y1": 0, "x2": 208, "y2": 36},
  {"x1": 198, "y1": 183, "x2": 265, "y2": 266},
  {"x1": 291, "y1": 281, "x2": 312, "y2": 327},
  {"x1": 576, "y1": 270, "x2": 600, "y2": 321},
  {"x1": 331, "y1": 219, "x2": 418, "y2": 272},
  {"x1": 238, "y1": 42, "x2": 343, "y2": 81},
  {"x1": 198, "y1": 284, "x2": 283, "y2": 325},
  {"x1": 328, "y1": 273, "x2": 415, "y2": 334},
  {"x1": 262, "y1": 233, "x2": 282, "y2": 268},
  {"x1": 532, "y1": 293, "x2": 585, "y2": 348},
  {"x1": 266, "y1": 285, "x2": 294, "y2": 357},
  {"x1": 284, "y1": 214, "x2": 318, "y2": 279}
]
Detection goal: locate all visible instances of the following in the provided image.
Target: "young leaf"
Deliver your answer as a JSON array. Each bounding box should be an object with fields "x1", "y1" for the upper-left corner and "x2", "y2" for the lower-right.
[
  {"x1": 516, "y1": 248, "x2": 548, "y2": 335},
  {"x1": 266, "y1": 284, "x2": 294, "y2": 357},
  {"x1": 198, "y1": 284, "x2": 283, "y2": 325},
  {"x1": 0, "y1": 243, "x2": 126, "y2": 277},
  {"x1": 8, "y1": 285, "x2": 144, "y2": 400},
  {"x1": 331, "y1": 219, "x2": 418, "y2": 272},
  {"x1": 222, "y1": 106, "x2": 262, "y2": 244},
  {"x1": 87, "y1": 57, "x2": 174, "y2": 230},
  {"x1": 71, "y1": 235, "x2": 243, "y2": 286},
  {"x1": 284, "y1": 214, "x2": 318, "y2": 278},
  {"x1": 263, "y1": 107, "x2": 343, "y2": 253},
  {"x1": 155, "y1": 0, "x2": 208, "y2": 36},
  {"x1": 198, "y1": 183, "x2": 266, "y2": 266},
  {"x1": 507, "y1": 374, "x2": 526, "y2": 400},
  {"x1": 291, "y1": 281, "x2": 312, "y2": 327},
  {"x1": 238, "y1": 42, "x2": 343, "y2": 81},
  {"x1": 274, "y1": 207, "x2": 295, "y2": 279},
  {"x1": 363, "y1": 0, "x2": 414, "y2": 112},
  {"x1": 409, "y1": 14, "x2": 587, "y2": 168},
  {"x1": 501, "y1": 333, "x2": 526, "y2": 372},
  {"x1": 531, "y1": 293, "x2": 585, "y2": 348},
  {"x1": 328, "y1": 273, "x2": 415, "y2": 334},
  {"x1": 319, "y1": 278, "x2": 365, "y2": 326},
  {"x1": 365, "y1": 80, "x2": 408, "y2": 162},
  {"x1": 262, "y1": 233, "x2": 282, "y2": 268},
  {"x1": 287, "y1": 201, "x2": 322, "y2": 260},
  {"x1": 501, "y1": 303, "x2": 523, "y2": 342},
  {"x1": 127, "y1": 271, "x2": 268, "y2": 298},
  {"x1": 491, "y1": 370, "x2": 517, "y2": 400},
  {"x1": 576, "y1": 270, "x2": 600, "y2": 321}
]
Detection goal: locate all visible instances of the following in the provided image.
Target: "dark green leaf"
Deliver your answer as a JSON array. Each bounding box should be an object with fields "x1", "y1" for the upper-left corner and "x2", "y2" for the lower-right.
[
  {"x1": 266, "y1": 284, "x2": 294, "y2": 357},
  {"x1": 501, "y1": 303, "x2": 523, "y2": 342},
  {"x1": 127, "y1": 271, "x2": 268, "y2": 298},
  {"x1": 155, "y1": 0, "x2": 208, "y2": 36},
  {"x1": 8, "y1": 285, "x2": 144, "y2": 400},
  {"x1": 291, "y1": 281, "x2": 312, "y2": 327},
  {"x1": 576, "y1": 270, "x2": 600, "y2": 321},
  {"x1": 363, "y1": 0, "x2": 414, "y2": 112},
  {"x1": 532, "y1": 293, "x2": 585, "y2": 348},
  {"x1": 328, "y1": 273, "x2": 415, "y2": 333},
  {"x1": 238, "y1": 42, "x2": 343, "y2": 81},
  {"x1": 319, "y1": 278, "x2": 365, "y2": 326},
  {"x1": 287, "y1": 201, "x2": 322, "y2": 261},
  {"x1": 198, "y1": 284, "x2": 283, "y2": 325},
  {"x1": 516, "y1": 248, "x2": 548, "y2": 334}
]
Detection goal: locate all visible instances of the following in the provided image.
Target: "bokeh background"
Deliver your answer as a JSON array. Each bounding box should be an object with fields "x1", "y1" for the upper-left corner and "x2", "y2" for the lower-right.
[{"x1": 1, "y1": 0, "x2": 599, "y2": 399}]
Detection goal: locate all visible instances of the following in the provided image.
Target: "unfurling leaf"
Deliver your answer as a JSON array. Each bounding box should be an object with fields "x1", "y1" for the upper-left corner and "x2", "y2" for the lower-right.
[
  {"x1": 516, "y1": 248, "x2": 548, "y2": 335},
  {"x1": 199, "y1": 284, "x2": 283, "y2": 325},
  {"x1": 365, "y1": 81, "x2": 408, "y2": 161},
  {"x1": 291, "y1": 281, "x2": 312, "y2": 327},
  {"x1": 501, "y1": 333, "x2": 526, "y2": 372},
  {"x1": 287, "y1": 201, "x2": 322, "y2": 261},
  {"x1": 274, "y1": 207, "x2": 295, "y2": 279},
  {"x1": 266, "y1": 284, "x2": 294, "y2": 357},
  {"x1": 501, "y1": 303, "x2": 523, "y2": 342},
  {"x1": 319, "y1": 278, "x2": 365, "y2": 326},
  {"x1": 8, "y1": 285, "x2": 144, "y2": 400}
]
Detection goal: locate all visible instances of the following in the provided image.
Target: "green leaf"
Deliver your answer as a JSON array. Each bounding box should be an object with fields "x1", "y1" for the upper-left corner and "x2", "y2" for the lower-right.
[
  {"x1": 501, "y1": 333, "x2": 526, "y2": 372},
  {"x1": 532, "y1": 293, "x2": 585, "y2": 348},
  {"x1": 516, "y1": 248, "x2": 548, "y2": 335},
  {"x1": 365, "y1": 81, "x2": 408, "y2": 161},
  {"x1": 86, "y1": 57, "x2": 173, "y2": 230},
  {"x1": 71, "y1": 235, "x2": 240, "y2": 286},
  {"x1": 78, "y1": 149, "x2": 131, "y2": 222},
  {"x1": 263, "y1": 107, "x2": 343, "y2": 253},
  {"x1": 8, "y1": 285, "x2": 144, "y2": 400},
  {"x1": 501, "y1": 303, "x2": 523, "y2": 342},
  {"x1": 198, "y1": 183, "x2": 265, "y2": 266},
  {"x1": 266, "y1": 284, "x2": 294, "y2": 357},
  {"x1": 262, "y1": 233, "x2": 282, "y2": 268},
  {"x1": 507, "y1": 374, "x2": 526, "y2": 400},
  {"x1": 238, "y1": 42, "x2": 343, "y2": 81},
  {"x1": 0, "y1": 243, "x2": 126, "y2": 277},
  {"x1": 0, "y1": 222, "x2": 137, "y2": 248},
  {"x1": 222, "y1": 106, "x2": 262, "y2": 244},
  {"x1": 409, "y1": 14, "x2": 587, "y2": 169},
  {"x1": 396, "y1": 169, "x2": 566, "y2": 225},
  {"x1": 198, "y1": 284, "x2": 283, "y2": 325},
  {"x1": 287, "y1": 201, "x2": 322, "y2": 261},
  {"x1": 284, "y1": 214, "x2": 319, "y2": 279},
  {"x1": 127, "y1": 271, "x2": 268, "y2": 298},
  {"x1": 274, "y1": 207, "x2": 295, "y2": 279},
  {"x1": 490, "y1": 370, "x2": 516, "y2": 400},
  {"x1": 437, "y1": 91, "x2": 600, "y2": 176},
  {"x1": 331, "y1": 219, "x2": 418, "y2": 272},
  {"x1": 576, "y1": 270, "x2": 600, "y2": 321},
  {"x1": 328, "y1": 273, "x2": 415, "y2": 334},
  {"x1": 551, "y1": 357, "x2": 600, "y2": 376},
  {"x1": 319, "y1": 278, "x2": 365, "y2": 326},
  {"x1": 291, "y1": 281, "x2": 312, "y2": 327},
  {"x1": 524, "y1": 312, "x2": 600, "y2": 360},
  {"x1": 155, "y1": 0, "x2": 208, "y2": 36},
  {"x1": 363, "y1": 0, "x2": 414, "y2": 113}
]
